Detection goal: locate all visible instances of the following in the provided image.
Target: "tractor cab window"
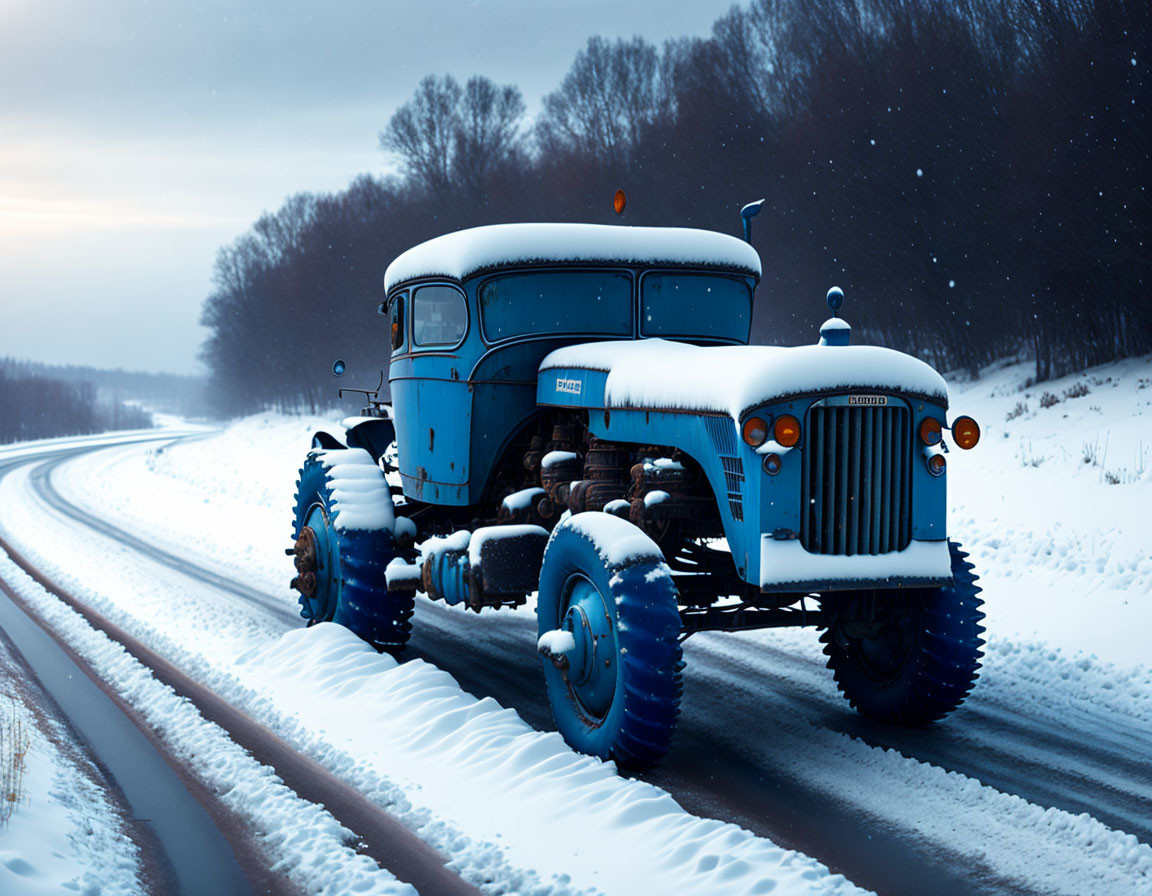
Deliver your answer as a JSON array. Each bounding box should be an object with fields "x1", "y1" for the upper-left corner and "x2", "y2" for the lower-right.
[
  {"x1": 413, "y1": 284, "x2": 468, "y2": 347},
  {"x1": 390, "y1": 292, "x2": 406, "y2": 351},
  {"x1": 479, "y1": 270, "x2": 633, "y2": 342},
  {"x1": 640, "y1": 273, "x2": 752, "y2": 344}
]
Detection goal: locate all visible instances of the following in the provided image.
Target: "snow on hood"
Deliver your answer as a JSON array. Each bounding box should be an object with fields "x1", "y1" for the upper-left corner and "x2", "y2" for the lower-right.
[
  {"x1": 541, "y1": 338, "x2": 949, "y2": 416},
  {"x1": 383, "y1": 223, "x2": 761, "y2": 292}
]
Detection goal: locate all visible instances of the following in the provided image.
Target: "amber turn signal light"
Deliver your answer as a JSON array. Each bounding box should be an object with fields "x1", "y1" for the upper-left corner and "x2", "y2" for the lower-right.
[
  {"x1": 926, "y1": 453, "x2": 946, "y2": 476},
  {"x1": 919, "y1": 417, "x2": 942, "y2": 446},
  {"x1": 774, "y1": 414, "x2": 801, "y2": 447},
  {"x1": 951, "y1": 415, "x2": 980, "y2": 450},
  {"x1": 613, "y1": 189, "x2": 626, "y2": 215},
  {"x1": 742, "y1": 416, "x2": 769, "y2": 447}
]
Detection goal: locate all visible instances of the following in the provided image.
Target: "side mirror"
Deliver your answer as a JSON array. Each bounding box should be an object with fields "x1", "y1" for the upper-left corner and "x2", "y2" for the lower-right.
[{"x1": 332, "y1": 359, "x2": 346, "y2": 377}]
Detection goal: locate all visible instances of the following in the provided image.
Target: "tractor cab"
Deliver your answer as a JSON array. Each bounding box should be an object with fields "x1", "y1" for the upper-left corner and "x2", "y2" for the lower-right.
[{"x1": 382, "y1": 223, "x2": 761, "y2": 506}]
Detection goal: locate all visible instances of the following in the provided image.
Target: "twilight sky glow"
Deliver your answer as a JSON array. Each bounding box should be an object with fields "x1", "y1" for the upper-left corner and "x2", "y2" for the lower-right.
[{"x1": 0, "y1": 0, "x2": 736, "y2": 374}]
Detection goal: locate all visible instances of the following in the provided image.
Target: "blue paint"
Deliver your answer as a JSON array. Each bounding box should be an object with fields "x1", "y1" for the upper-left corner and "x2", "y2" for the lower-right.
[{"x1": 380, "y1": 230, "x2": 955, "y2": 593}]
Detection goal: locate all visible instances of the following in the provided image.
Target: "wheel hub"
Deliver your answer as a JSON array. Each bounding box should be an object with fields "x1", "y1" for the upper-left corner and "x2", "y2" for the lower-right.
[
  {"x1": 563, "y1": 604, "x2": 596, "y2": 685},
  {"x1": 290, "y1": 504, "x2": 338, "y2": 620},
  {"x1": 834, "y1": 595, "x2": 919, "y2": 684},
  {"x1": 561, "y1": 574, "x2": 617, "y2": 720},
  {"x1": 290, "y1": 526, "x2": 319, "y2": 598}
]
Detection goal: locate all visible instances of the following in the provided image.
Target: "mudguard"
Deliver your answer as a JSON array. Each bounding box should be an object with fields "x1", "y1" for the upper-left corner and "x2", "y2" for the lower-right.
[
  {"x1": 343, "y1": 416, "x2": 396, "y2": 464},
  {"x1": 310, "y1": 430, "x2": 345, "y2": 450}
]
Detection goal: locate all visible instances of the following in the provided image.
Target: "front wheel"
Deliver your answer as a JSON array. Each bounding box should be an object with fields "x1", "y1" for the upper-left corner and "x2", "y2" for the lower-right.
[
  {"x1": 536, "y1": 513, "x2": 683, "y2": 769},
  {"x1": 819, "y1": 540, "x2": 985, "y2": 724},
  {"x1": 290, "y1": 448, "x2": 413, "y2": 653}
]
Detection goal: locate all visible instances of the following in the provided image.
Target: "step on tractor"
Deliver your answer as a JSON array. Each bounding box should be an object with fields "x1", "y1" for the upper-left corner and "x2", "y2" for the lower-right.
[{"x1": 288, "y1": 209, "x2": 985, "y2": 768}]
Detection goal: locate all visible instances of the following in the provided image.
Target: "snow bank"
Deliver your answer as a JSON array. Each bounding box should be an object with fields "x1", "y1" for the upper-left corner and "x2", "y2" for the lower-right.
[
  {"x1": 0, "y1": 644, "x2": 144, "y2": 896},
  {"x1": 384, "y1": 223, "x2": 762, "y2": 291},
  {"x1": 946, "y1": 353, "x2": 1152, "y2": 665},
  {"x1": 0, "y1": 557, "x2": 415, "y2": 896},
  {"x1": 541, "y1": 339, "x2": 949, "y2": 416},
  {"x1": 236, "y1": 623, "x2": 865, "y2": 896}
]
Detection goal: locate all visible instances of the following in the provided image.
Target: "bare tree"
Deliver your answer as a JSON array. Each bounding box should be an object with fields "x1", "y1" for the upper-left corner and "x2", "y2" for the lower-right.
[
  {"x1": 380, "y1": 75, "x2": 463, "y2": 198},
  {"x1": 380, "y1": 74, "x2": 525, "y2": 202},
  {"x1": 455, "y1": 76, "x2": 526, "y2": 200},
  {"x1": 536, "y1": 36, "x2": 663, "y2": 164}
]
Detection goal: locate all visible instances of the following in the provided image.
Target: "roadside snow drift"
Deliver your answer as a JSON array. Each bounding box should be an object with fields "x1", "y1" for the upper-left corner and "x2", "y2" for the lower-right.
[{"x1": 236, "y1": 622, "x2": 863, "y2": 896}]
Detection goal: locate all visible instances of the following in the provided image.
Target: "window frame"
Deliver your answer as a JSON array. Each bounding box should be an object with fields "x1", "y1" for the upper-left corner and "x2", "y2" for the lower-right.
[
  {"x1": 389, "y1": 291, "x2": 407, "y2": 353},
  {"x1": 476, "y1": 266, "x2": 636, "y2": 346},
  {"x1": 637, "y1": 270, "x2": 754, "y2": 344},
  {"x1": 411, "y1": 282, "x2": 470, "y2": 351}
]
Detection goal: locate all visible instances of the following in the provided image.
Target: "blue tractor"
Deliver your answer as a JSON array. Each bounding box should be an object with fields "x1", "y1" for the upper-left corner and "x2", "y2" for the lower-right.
[{"x1": 288, "y1": 217, "x2": 984, "y2": 768}]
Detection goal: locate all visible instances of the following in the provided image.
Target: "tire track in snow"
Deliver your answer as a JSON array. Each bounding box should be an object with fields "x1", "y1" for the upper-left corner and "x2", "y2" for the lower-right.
[{"x1": 24, "y1": 448, "x2": 301, "y2": 629}]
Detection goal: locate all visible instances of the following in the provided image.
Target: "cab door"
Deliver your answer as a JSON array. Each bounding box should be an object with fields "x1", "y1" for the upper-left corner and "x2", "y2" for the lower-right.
[{"x1": 395, "y1": 283, "x2": 472, "y2": 504}]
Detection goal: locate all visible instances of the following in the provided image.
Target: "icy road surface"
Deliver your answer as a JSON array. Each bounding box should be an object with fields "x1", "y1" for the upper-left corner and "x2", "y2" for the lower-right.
[{"x1": 2, "y1": 354, "x2": 1151, "y2": 895}]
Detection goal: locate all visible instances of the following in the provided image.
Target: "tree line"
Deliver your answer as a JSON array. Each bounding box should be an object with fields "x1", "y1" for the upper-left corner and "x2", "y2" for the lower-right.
[
  {"x1": 0, "y1": 363, "x2": 153, "y2": 444},
  {"x1": 200, "y1": 0, "x2": 1149, "y2": 415},
  {"x1": 2, "y1": 359, "x2": 210, "y2": 418}
]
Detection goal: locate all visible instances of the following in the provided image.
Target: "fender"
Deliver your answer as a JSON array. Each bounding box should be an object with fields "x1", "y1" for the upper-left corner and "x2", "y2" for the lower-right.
[
  {"x1": 343, "y1": 415, "x2": 396, "y2": 465},
  {"x1": 310, "y1": 430, "x2": 345, "y2": 450}
]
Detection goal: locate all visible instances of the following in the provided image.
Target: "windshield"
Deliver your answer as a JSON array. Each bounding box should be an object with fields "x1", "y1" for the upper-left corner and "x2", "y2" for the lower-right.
[
  {"x1": 479, "y1": 270, "x2": 633, "y2": 342},
  {"x1": 640, "y1": 273, "x2": 752, "y2": 343}
]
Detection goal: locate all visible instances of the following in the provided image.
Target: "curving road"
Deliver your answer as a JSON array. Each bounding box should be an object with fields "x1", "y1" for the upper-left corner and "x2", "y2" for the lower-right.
[
  {"x1": 0, "y1": 438, "x2": 482, "y2": 896},
  {"x1": 6, "y1": 433, "x2": 1151, "y2": 896}
]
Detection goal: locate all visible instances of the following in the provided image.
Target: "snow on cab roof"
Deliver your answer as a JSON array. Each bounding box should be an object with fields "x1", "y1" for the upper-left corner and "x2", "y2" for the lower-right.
[{"x1": 383, "y1": 223, "x2": 762, "y2": 292}]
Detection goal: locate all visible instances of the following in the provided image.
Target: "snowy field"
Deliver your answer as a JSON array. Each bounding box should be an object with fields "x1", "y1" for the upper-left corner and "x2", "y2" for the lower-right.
[{"x1": 0, "y1": 354, "x2": 1149, "y2": 894}]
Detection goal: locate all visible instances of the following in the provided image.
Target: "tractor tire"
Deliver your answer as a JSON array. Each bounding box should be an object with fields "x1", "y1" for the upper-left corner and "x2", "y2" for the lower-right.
[
  {"x1": 536, "y1": 513, "x2": 683, "y2": 768},
  {"x1": 819, "y1": 540, "x2": 984, "y2": 724},
  {"x1": 290, "y1": 448, "x2": 413, "y2": 654}
]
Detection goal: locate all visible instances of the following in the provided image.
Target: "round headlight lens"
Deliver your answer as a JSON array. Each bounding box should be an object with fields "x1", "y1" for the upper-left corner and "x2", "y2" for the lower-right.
[
  {"x1": 742, "y1": 416, "x2": 769, "y2": 447},
  {"x1": 951, "y1": 415, "x2": 980, "y2": 450},
  {"x1": 919, "y1": 417, "x2": 943, "y2": 446},
  {"x1": 926, "y1": 453, "x2": 946, "y2": 476},
  {"x1": 774, "y1": 414, "x2": 801, "y2": 447}
]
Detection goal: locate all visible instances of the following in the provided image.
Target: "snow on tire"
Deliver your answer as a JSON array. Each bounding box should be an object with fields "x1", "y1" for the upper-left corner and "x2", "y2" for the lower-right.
[
  {"x1": 290, "y1": 448, "x2": 413, "y2": 654},
  {"x1": 536, "y1": 512, "x2": 683, "y2": 768}
]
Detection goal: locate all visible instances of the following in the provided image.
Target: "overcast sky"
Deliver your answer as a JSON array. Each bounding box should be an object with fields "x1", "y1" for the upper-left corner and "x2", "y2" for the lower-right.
[{"x1": 0, "y1": 0, "x2": 738, "y2": 374}]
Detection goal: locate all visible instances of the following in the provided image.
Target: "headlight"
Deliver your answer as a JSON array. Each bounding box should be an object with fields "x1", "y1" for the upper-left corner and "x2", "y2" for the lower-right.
[
  {"x1": 951, "y1": 415, "x2": 980, "y2": 450},
  {"x1": 919, "y1": 417, "x2": 943, "y2": 445},
  {"x1": 741, "y1": 416, "x2": 769, "y2": 447},
  {"x1": 774, "y1": 414, "x2": 801, "y2": 447},
  {"x1": 926, "y1": 453, "x2": 946, "y2": 476}
]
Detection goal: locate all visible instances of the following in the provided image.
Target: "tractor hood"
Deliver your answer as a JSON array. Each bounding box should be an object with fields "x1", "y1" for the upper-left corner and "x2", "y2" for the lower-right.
[{"x1": 539, "y1": 339, "x2": 949, "y2": 417}]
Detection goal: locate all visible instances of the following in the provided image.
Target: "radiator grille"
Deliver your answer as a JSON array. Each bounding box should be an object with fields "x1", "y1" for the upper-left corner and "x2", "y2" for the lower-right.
[
  {"x1": 800, "y1": 404, "x2": 912, "y2": 555},
  {"x1": 705, "y1": 416, "x2": 744, "y2": 522}
]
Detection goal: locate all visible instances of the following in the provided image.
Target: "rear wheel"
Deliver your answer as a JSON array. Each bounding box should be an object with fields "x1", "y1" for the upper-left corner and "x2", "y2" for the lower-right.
[
  {"x1": 537, "y1": 513, "x2": 683, "y2": 768},
  {"x1": 819, "y1": 540, "x2": 984, "y2": 724},
  {"x1": 290, "y1": 448, "x2": 413, "y2": 653}
]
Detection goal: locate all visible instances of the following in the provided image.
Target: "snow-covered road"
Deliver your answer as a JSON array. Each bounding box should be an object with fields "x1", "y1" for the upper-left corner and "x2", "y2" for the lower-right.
[{"x1": 0, "y1": 354, "x2": 1149, "y2": 895}]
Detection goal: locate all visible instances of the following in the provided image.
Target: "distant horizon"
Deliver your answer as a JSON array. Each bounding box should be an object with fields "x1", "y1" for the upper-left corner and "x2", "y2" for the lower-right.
[{"x1": 1, "y1": 354, "x2": 208, "y2": 380}]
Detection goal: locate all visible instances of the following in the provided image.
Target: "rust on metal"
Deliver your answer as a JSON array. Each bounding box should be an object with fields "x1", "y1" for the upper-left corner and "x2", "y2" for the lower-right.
[{"x1": 289, "y1": 526, "x2": 318, "y2": 598}]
